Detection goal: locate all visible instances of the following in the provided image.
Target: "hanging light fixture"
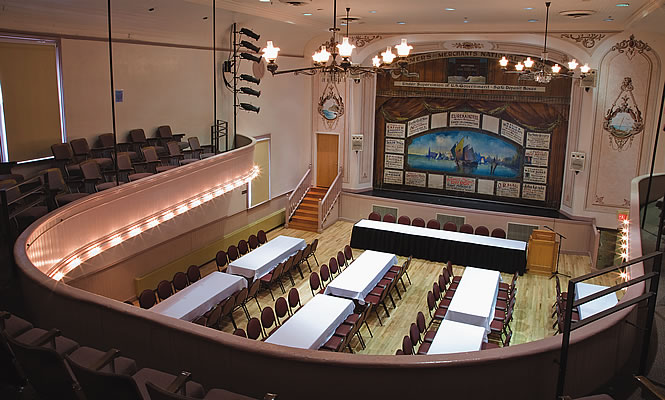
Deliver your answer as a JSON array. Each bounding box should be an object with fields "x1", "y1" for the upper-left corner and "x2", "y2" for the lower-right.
[
  {"x1": 500, "y1": 2, "x2": 591, "y2": 84},
  {"x1": 262, "y1": 0, "x2": 416, "y2": 81}
]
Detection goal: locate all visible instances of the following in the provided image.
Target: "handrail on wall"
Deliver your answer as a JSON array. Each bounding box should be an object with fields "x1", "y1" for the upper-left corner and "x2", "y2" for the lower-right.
[
  {"x1": 318, "y1": 167, "x2": 343, "y2": 232},
  {"x1": 285, "y1": 165, "x2": 312, "y2": 228},
  {"x1": 556, "y1": 251, "x2": 663, "y2": 398}
]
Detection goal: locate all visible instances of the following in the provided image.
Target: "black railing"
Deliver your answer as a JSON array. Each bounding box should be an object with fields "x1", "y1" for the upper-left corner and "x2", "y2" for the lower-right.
[{"x1": 556, "y1": 251, "x2": 663, "y2": 398}]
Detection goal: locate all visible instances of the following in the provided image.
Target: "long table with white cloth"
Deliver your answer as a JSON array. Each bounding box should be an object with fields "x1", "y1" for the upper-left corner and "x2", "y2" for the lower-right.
[
  {"x1": 227, "y1": 235, "x2": 306, "y2": 280},
  {"x1": 265, "y1": 294, "x2": 355, "y2": 350},
  {"x1": 427, "y1": 320, "x2": 486, "y2": 355},
  {"x1": 149, "y1": 272, "x2": 247, "y2": 321},
  {"x1": 350, "y1": 219, "x2": 527, "y2": 274},
  {"x1": 575, "y1": 282, "x2": 619, "y2": 320},
  {"x1": 323, "y1": 250, "x2": 398, "y2": 302},
  {"x1": 444, "y1": 266, "x2": 501, "y2": 340}
]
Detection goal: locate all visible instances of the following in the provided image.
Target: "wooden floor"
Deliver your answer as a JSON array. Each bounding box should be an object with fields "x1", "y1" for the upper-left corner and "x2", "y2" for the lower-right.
[{"x1": 195, "y1": 220, "x2": 624, "y2": 355}]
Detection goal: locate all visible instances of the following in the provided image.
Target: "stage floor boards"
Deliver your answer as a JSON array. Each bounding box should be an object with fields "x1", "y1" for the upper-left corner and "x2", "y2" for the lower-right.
[{"x1": 198, "y1": 220, "x2": 623, "y2": 355}]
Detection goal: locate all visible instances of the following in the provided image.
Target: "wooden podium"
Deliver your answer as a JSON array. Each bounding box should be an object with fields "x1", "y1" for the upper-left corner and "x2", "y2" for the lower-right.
[{"x1": 526, "y1": 230, "x2": 558, "y2": 275}]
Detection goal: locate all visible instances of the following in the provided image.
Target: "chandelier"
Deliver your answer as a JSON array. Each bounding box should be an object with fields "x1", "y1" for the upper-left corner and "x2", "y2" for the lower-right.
[
  {"x1": 499, "y1": 2, "x2": 591, "y2": 84},
  {"x1": 261, "y1": 0, "x2": 416, "y2": 82}
]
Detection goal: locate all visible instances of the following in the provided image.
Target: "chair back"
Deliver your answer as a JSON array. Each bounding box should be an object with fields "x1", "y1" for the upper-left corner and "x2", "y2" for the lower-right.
[
  {"x1": 70, "y1": 138, "x2": 91, "y2": 157},
  {"x1": 80, "y1": 159, "x2": 102, "y2": 181},
  {"x1": 427, "y1": 291, "x2": 436, "y2": 312},
  {"x1": 261, "y1": 307, "x2": 276, "y2": 334},
  {"x1": 329, "y1": 260, "x2": 339, "y2": 275},
  {"x1": 235, "y1": 287, "x2": 248, "y2": 307},
  {"x1": 51, "y1": 143, "x2": 74, "y2": 161},
  {"x1": 382, "y1": 213, "x2": 396, "y2": 223},
  {"x1": 248, "y1": 279, "x2": 261, "y2": 298},
  {"x1": 409, "y1": 323, "x2": 420, "y2": 346},
  {"x1": 271, "y1": 263, "x2": 284, "y2": 284},
  {"x1": 402, "y1": 335, "x2": 413, "y2": 355},
  {"x1": 247, "y1": 318, "x2": 262, "y2": 340},
  {"x1": 438, "y1": 274, "x2": 447, "y2": 292},
  {"x1": 368, "y1": 212, "x2": 381, "y2": 221},
  {"x1": 344, "y1": 245, "x2": 353, "y2": 261},
  {"x1": 491, "y1": 228, "x2": 506, "y2": 238},
  {"x1": 238, "y1": 240, "x2": 249, "y2": 255},
  {"x1": 397, "y1": 215, "x2": 411, "y2": 225},
  {"x1": 142, "y1": 146, "x2": 159, "y2": 162},
  {"x1": 412, "y1": 217, "x2": 425, "y2": 227},
  {"x1": 442, "y1": 268, "x2": 451, "y2": 285},
  {"x1": 443, "y1": 222, "x2": 457, "y2": 231},
  {"x1": 188, "y1": 137, "x2": 202, "y2": 151},
  {"x1": 98, "y1": 133, "x2": 114, "y2": 148},
  {"x1": 167, "y1": 141, "x2": 182, "y2": 157},
  {"x1": 43, "y1": 168, "x2": 67, "y2": 192},
  {"x1": 426, "y1": 219, "x2": 441, "y2": 230},
  {"x1": 432, "y1": 282, "x2": 441, "y2": 300},
  {"x1": 206, "y1": 303, "x2": 223, "y2": 329},
  {"x1": 416, "y1": 312, "x2": 427, "y2": 335},
  {"x1": 257, "y1": 230, "x2": 268, "y2": 244},
  {"x1": 227, "y1": 245, "x2": 239, "y2": 261},
  {"x1": 222, "y1": 296, "x2": 236, "y2": 320},
  {"x1": 446, "y1": 261, "x2": 454, "y2": 280},
  {"x1": 248, "y1": 234, "x2": 259, "y2": 250},
  {"x1": 157, "y1": 280, "x2": 174, "y2": 301},
  {"x1": 145, "y1": 381, "x2": 198, "y2": 400},
  {"x1": 139, "y1": 289, "x2": 157, "y2": 309},
  {"x1": 309, "y1": 272, "x2": 321, "y2": 295},
  {"x1": 157, "y1": 125, "x2": 174, "y2": 139},
  {"x1": 336, "y1": 251, "x2": 346, "y2": 268},
  {"x1": 6, "y1": 335, "x2": 79, "y2": 400},
  {"x1": 475, "y1": 226, "x2": 490, "y2": 236},
  {"x1": 117, "y1": 153, "x2": 133, "y2": 171},
  {"x1": 275, "y1": 297, "x2": 289, "y2": 322},
  {"x1": 288, "y1": 288, "x2": 301, "y2": 311},
  {"x1": 173, "y1": 272, "x2": 188, "y2": 291},
  {"x1": 66, "y1": 353, "x2": 143, "y2": 400},
  {"x1": 233, "y1": 328, "x2": 247, "y2": 338},
  {"x1": 328, "y1": 257, "x2": 338, "y2": 275},
  {"x1": 216, "y1": 250, "x2": 228, "y2": 271},
  {"x1": 310, "y1": 238, "x2": 318, "y2": 253},
  {"x1": 459, "y1": 223, "x2": 474, "y2": 234},
  {"x1": 302, "y1": 243, "x2": 312, "y2": 259},
  {"x1": 186, "y1": 265, "x2": 201, "y2": 283},
  {"x1": 320, "y1": 264, "x2": 331, "y2": 283},
  {"x1": 129, "y1": 129, "x2": 147, "y2": 144}
]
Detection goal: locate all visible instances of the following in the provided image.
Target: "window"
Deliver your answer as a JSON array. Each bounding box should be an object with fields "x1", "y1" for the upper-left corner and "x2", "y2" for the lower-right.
[{"x1": 249, "y1": 137, "x2": 271, "y2": 207}]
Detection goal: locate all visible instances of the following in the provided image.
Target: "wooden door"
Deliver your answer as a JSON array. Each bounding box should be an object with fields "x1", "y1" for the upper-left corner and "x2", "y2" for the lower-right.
[{"x1": 316, "y1": 133, "x2": 338, "y2": 188}]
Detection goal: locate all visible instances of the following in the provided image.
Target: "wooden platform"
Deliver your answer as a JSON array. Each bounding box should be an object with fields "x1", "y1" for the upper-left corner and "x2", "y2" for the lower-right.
[{"x1": 190, "y1": 220, "x2": 623, "y2": 355}]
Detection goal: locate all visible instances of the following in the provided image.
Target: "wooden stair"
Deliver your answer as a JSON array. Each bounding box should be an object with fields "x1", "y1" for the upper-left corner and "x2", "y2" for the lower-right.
[{"x1": 288, "y1": 186, "x2": 328, "y2": 232}]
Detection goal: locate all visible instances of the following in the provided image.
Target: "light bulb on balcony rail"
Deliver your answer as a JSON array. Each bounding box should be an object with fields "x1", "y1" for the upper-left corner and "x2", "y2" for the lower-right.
[
  {"x1": 382, "y1": 46, "x2": 396, "y2": 64},
  {"x1": 580, "y1": 64, "x2": 591, "y2": 74},
  {"x1": 567, "y1": 59, "x2": 578, "y2": 70},
  {"x1": 372, "y1": 55, "x2": 381, "y2": 68},
  {"x1": 395, "y1": 39, "x2": 412, "y2": 57},
  {"x1": 551, "y1": 64, "x2": 561, "y2": 74},
  {"x1": 312, "y1": 46, "x2": 331, "y2": 64},
  {"x1": 261, "y1": 41, "x2": 280, "y2": 62},
  {"x1": 515, "y1": 62, "x2": 524, "y2": 71},
  {"x1": 524, "y1": 57, "x2": 534, "y2": 68},
  {"x1": 499, "y1": 56, "x2": 509, "y2": 68},
  {"x1": 337, "y1": 37, "x2": 355, "y2": 58}
]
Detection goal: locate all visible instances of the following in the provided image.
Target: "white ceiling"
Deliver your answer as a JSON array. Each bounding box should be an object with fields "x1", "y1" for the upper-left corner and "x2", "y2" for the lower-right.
[{"x1": 0, "y1": 0, "x2": 663, "y2": 54}]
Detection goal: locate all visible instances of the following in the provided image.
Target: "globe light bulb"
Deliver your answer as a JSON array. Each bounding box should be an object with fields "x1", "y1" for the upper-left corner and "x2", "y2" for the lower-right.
[
  {"x1": 372, "y1": 55, "x2": 381, "y2": 68},
  {"x1": 499, "y1": 56, "x2": 509, "y2": 67},
  {"x1": 381, "y1": 46, "x2": 396, "y2": 64},
  {"x1": 580, "y1": 64, "x2": 591, "y2": 74},
  {"x1": 515, "y1": 62, "x2": 524, "y2": 71},
  {"x1": 551, "y1": 64, "x2": 561, "y2": 74},
  {"x1": 261, "y1": 41, "x2": 280, "y2": 62},
  {"x1": 337, "y1": 37, "x2": 355, "y2": 58},
  {"x1": 524, "y1": 57, "x2": 534, "y2": 68},
  {"x1": 395, "y1": 39, "x2": 413, "y2": 57},
  {"x1": 567, "y1": 59, "x2": 578, "y2": 70}
]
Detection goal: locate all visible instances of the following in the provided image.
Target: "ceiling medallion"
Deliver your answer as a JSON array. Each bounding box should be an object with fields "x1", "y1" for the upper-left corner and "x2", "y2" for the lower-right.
[
  {"x1": 610, "y1": 34, "x2": 652, "y2": 60},
  {"x1": 602, "y1": 77, "x2": 644, "y2": 151},
  {"x1": 560, "y1": 33, "x2": 606, "y2": 49}
]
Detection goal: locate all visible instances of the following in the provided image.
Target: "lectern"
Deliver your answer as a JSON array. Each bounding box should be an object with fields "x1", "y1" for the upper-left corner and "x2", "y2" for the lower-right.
[{"x1": 526, "y1": 230, "x2": 558, "y2": 275}]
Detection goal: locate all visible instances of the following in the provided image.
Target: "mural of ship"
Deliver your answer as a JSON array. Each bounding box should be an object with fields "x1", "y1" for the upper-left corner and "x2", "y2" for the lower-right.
[
  {"x1": 426, "y1": 147, "x2": 446, "y2": 160},
  {"x1": 450, "y1": 137, "x2": 478, "y2": 168}
]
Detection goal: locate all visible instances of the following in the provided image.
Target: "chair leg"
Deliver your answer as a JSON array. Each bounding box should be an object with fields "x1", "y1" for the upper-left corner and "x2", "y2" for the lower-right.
[
  {"x1": 230, "y1": 315, "x2": 237, "y2": 330},
  {"x1": 254, "y1": 297, "x2": 261, "y2": 311},
  {"x1": 305, "y1": 259, "x2": 312, "y2": 272},
  {"x1": 388, "y1": 293, "x2": 396, "y2": 308},
  {"x1": 381, "y1": 301, "x2": 390, "y2": 318},
  {"x1": 374, "y1": 307, "x2": 383, "y2": 326},
  {"x1": 400, "y1": 277, "x2": 407, "y2": 292},
  {"x1": 278, "y1": 280, "x2": 285, "y2": 294},
  {"x1": 268, "y1": 286, "x2": 275, "y2": 301},
  {"x1": 296, "y1": 264, "x2": 304, "y2": 279},
  {"x1": 404, "y1": 271, "x2": 412, "y2": 285},
  {"x1": 393, "y1": 286, "x2": 402, "y2": 300},
  {"x1": 364, "y1": 321, "x2": 373, "y2": 338},
  {"x1": 241, "y1": 303, "x2": 250, "y2": 320},
  {"x1": 357, "y1": 332, "x2": 366, "y2": 349}
]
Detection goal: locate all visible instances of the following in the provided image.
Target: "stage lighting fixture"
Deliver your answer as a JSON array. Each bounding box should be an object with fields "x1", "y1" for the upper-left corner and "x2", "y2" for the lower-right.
[
  {"x1": 239, "y1": 28, "x2": 260, "y2": 41},
  {"x1": 240, "y1": 87, "x2": 261, "y2": 97},
  {"x1": 239, "y1": 103, "x2": 260, "y2": 113},
  {"x1": 240, "y1": 52, "x2": 262, "y2": 63},
  {"x1": 240, "y1": 40, "x2": 261, "y2": 53},
  {"x1": 239, "y1": 74, "x2": 260, "y2": 84}
]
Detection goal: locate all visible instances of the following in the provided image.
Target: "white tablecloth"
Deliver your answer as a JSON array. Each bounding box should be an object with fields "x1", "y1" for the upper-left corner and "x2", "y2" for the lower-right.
[
  {"x1": 575, "y1": 282, "x2": 618, "y2": 320},
  {"x1": 445, "y1": 266, "x2": 501, "y2": 338},
  {"x1": 323, "y1": 250, "x2": 398, "y2": 301},
  {"x1": 265, "y1": 294, "x2": 355, "y2": 350},
  {"x1": 149, "y1": 272, "x2": 247, "y2": 321},
  {"x1": 354, "y1": 219, "x2": 527, "y2": 251},
  {"x1": 227, "y1": 235, "x2": 306, "y2": 280},
  {"x1": 427, "y1": 320, "x2": 486, "y2": 355}
]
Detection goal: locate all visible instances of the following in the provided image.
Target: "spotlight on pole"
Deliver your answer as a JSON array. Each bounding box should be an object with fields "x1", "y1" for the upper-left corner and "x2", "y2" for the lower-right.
[
  {"x1": 240, "y1": 87, "x2": 261, "y2": 97},
  {"x1": 240, "y1": 40, "x2": 261, "y2": 53},
  {"x1": 239, "y1": 74, "x2": 260, "y2": 85},
  {"x1": 239, "y1": 28, "x2": 260, "y2": 41},
  {"x1": 240, "y1": 52, "x2": 262, "y2": 63},
  {"x1": 239, "y1": 103, "x2": 260, "y2": 113}
]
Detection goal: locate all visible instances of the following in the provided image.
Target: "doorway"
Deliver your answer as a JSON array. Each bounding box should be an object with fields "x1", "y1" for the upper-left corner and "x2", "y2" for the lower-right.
[{"x1": 316, "y1": 133, "x2": 338, "y2": 188}]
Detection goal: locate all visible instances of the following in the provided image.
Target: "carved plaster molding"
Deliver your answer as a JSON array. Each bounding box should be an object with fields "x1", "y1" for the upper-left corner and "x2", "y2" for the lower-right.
[
  {"x1": 610, "y1": 34, "x2": 652, "y2": 60},
  {"x1": 560, "y1": 33, "x2": 606, "y2": 49},
  {"x1": 350, "y1": 35, "x2": 382, "y2": 48}
]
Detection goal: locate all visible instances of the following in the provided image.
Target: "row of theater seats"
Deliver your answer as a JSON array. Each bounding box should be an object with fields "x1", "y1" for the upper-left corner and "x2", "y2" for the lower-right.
[
  {"x1": 367, "y1": 212, "x2": 508, "y2": 238},
  {"x1": 234, "y1": 288, "x2": 302, "y2": 340},
  {"x1": 0, "y1": 311, "x2": 274, "y2": 399}
]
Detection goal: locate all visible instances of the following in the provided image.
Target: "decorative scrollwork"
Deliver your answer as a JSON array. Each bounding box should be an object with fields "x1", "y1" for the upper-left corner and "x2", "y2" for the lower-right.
[
  {"x1": 602, "y1": 77, "x2": 644, "y2": 151},
  {"x1": 350, "y1": 35, "x2": 382, "y2": 48},
  {"x1": 610, "y1": 34, "x2": 652, "y2": 59},
  {"x1": 452, "y1": 42, "x2": 484, "y2": 50},
  {"x1": 560, "y1": 33, "x2": 606, "y2": 49}
]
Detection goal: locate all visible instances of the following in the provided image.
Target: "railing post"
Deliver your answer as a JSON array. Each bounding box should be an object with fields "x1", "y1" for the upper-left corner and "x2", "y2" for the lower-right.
[
  {"x1": 556, "y1": 279, "x2": 576, "y2": 399},
  {"x1": 640, "y1": 252, "x2": 662, "y2": 374}
]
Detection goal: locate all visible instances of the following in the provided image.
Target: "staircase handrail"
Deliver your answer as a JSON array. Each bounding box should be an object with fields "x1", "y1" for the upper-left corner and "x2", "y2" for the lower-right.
[
  {"x1": 318, "y1": 167, "x2": 343, "y2": 231},
  {"x1": 286, "y1": 165, "x2": 312, "y2": 227}
]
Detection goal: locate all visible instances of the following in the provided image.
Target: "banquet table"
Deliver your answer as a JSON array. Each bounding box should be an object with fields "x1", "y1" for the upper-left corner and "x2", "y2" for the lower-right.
[
  {"x1": 265, "y1": 294, "x2": 355, "y2": 350},
  {"x1": 149, "y1": 272, "x2": 247, "y2": 321},
  {"x1": 427, "y1": 319, "x2": 486, "y2": 355},
  {"x1": 350, "y1": 219, "x2": 527, "y2": 274},
  {"x1": 575, "y1": 282, "x2": 619, "y2": 320},
  {"x1": 323, "y1": 250, "x2": 398, "y2": 302},
  {"x1": 227, "y1": 235, "x2": 306, "y2": 280},
  {"x1": 445, "y1": 266, "x2": 501, "y2": 338}
]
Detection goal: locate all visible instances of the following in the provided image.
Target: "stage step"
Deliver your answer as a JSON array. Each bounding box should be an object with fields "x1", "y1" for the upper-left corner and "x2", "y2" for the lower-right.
[{"x1": 288, "y1": 186, "x2": 328, "y2": 233}]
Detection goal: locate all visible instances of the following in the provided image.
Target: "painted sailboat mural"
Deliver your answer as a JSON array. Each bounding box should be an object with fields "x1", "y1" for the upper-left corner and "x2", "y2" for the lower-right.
[{"x1": 450, "y1": 137, "x2": 478, "y2": 168}]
